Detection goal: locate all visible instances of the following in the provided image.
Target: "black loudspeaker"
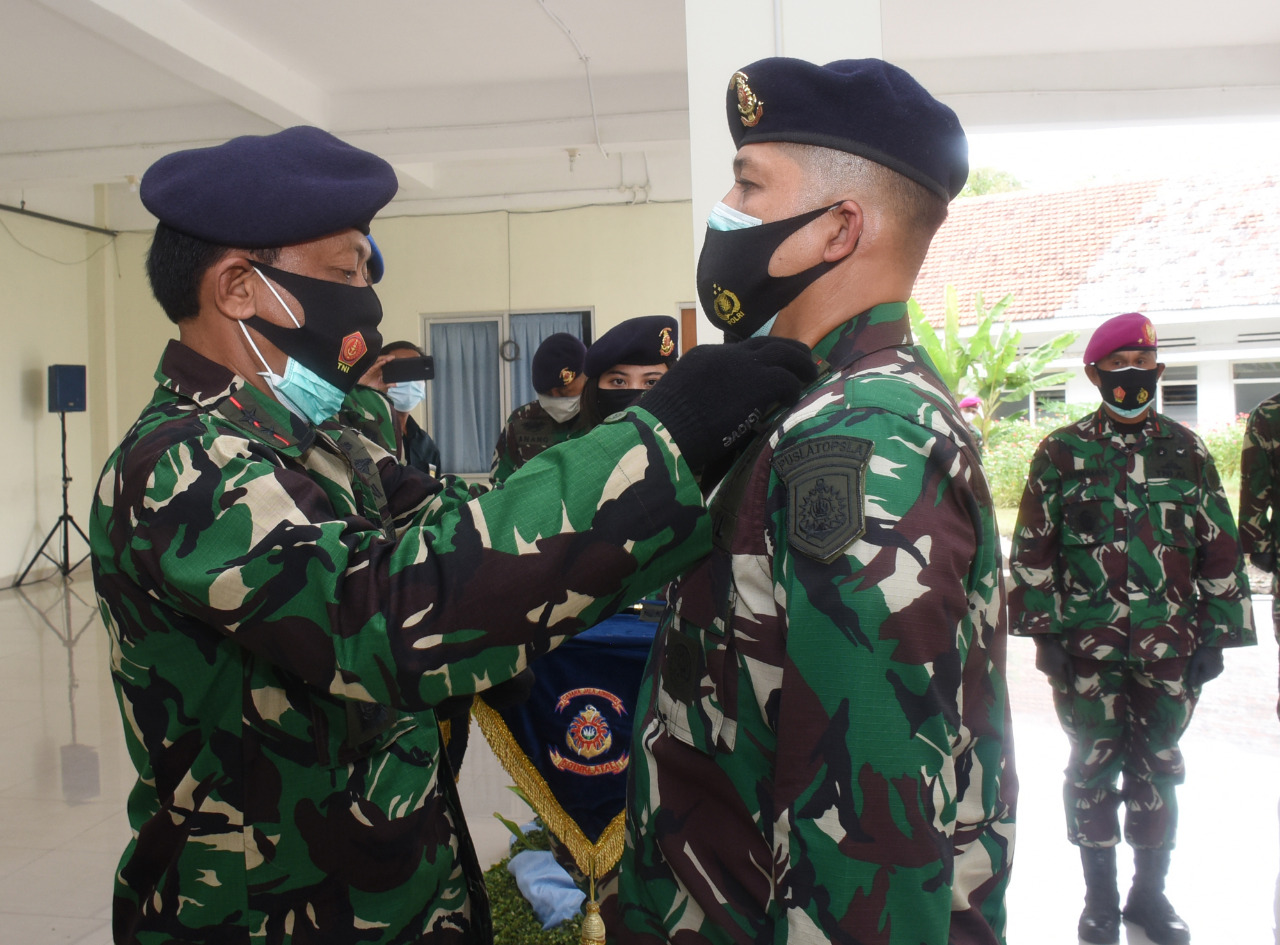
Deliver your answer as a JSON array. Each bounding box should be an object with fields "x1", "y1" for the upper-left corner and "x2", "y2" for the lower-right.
[{"x1": 48, "y1": 364, "x2": 86, "y2": 413}]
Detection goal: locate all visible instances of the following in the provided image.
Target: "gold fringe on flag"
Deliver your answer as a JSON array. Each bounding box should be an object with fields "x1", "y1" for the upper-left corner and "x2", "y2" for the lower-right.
[{"x1": 472, "y1": 696, "x2": 626, "y2": 879}]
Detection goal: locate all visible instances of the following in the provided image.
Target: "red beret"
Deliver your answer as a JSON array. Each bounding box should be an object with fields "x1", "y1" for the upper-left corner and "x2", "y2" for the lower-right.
[{"x1": 1084, "y1": 312, "x2": 1157, "y2": 364}]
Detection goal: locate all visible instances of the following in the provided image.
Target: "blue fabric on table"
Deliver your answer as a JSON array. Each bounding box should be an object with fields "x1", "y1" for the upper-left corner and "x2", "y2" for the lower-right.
[{"x1": 507, "y1": 849, "x2": 586, "y2": 929}]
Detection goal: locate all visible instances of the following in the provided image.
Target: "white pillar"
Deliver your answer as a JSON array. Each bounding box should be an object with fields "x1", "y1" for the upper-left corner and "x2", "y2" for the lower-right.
[
  {"x1": 684, "y1": 0, "x2": 884, "y2": 342},
  {"x1": 1196, "y1": 359, "x2": 1235, "y2": 428}
]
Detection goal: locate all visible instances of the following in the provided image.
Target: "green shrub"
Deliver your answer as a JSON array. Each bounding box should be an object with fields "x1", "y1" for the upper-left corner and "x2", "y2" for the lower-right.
[
  {"x1": 1198, "y1": 413, "x2": 1248, "y2": 482},
  {"x1": 485, "y1": 850, "x2": 584, "y2": 945},
  {"x1": 983, "y1": 402, "x2": 1100, "y2": 510}
]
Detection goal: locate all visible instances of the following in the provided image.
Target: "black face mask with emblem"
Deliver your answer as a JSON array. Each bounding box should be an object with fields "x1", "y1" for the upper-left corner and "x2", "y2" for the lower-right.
[
  {"x1": 248, "y1": 263, "x2": 383, "y2": 393},
  {"x1": 1095, "y1": 365, "x2": 1159, "y2": 418},
  {"x1": 696, "y1": 203, "x2": 841, "y2": 340}
]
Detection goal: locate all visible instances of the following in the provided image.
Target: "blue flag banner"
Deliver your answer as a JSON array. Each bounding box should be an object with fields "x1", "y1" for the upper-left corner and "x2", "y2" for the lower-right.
[{"x1": 473, "y1": 612, "x2": 657, "y2": 878}]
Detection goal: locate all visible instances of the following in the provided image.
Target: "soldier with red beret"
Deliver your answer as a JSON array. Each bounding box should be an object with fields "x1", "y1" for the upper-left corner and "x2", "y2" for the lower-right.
[{"x1": 1009, "y1": 312, "x2": 1254, "y2": 944}]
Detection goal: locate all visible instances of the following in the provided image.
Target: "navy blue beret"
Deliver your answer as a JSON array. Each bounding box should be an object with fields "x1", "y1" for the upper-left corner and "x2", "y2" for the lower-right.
[
  {"x1": 140, "y1": 126, "x2": 399, "y2": 247},
  {"x1": 585, "y1": 316, "x2": 679, "y2": 377},
  {"x1": 531, "y1": 333, "x2": 587, "y2": 393},
  {"x1": 725, "y1": 58, "x2": 968, "y2": 201}
]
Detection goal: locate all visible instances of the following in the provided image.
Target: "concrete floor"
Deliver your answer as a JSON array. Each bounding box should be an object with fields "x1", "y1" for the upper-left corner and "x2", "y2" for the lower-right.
[{"x1": 1, "y1": 573, "x2": 1275, "y2": 943}]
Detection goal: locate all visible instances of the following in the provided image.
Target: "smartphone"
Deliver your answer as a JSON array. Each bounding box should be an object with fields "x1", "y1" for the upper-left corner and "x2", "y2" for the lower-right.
[{"x1": 382, "y1": 356, "x2": 435, "y2": 383}]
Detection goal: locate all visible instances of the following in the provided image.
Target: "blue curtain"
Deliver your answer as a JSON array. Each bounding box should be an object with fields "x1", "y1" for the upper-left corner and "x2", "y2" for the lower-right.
[
  {"x1": 509, "y1": 312, "x2": 587, "y2": 410},
  {"x1": 430, "y1": 320, "x2": 501, "y2": 475}
]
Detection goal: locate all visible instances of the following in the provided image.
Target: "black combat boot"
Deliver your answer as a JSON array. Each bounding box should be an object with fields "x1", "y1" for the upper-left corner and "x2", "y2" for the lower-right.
[
  {"x1": 1122, "y1": 847, "x2": 1191, "y2": 944},
  {"x1": 1078, "y1": 846, "x2": 1121, "y2": 944}
]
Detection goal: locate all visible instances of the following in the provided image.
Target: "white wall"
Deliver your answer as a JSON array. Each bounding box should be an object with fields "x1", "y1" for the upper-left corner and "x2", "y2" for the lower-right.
[{"x1": 372, "y1": 202, "x2": 695, "y2": 341}]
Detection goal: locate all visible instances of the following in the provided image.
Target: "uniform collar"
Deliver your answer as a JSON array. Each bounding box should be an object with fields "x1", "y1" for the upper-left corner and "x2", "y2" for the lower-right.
[
  {"x1": 809, "y1": 302, "x2": 912, "y2": 371},
  {"x1": 156, "y1": 339, "x2": 315, "y2": 454},
  {"x1": 1081, "y1": 406, "x2": 1171, "y2": 442}
]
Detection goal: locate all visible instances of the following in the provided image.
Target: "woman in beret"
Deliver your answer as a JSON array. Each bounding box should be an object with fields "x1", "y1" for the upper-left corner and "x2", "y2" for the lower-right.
[{"x1": 581, "y1": 315, "x2": 680, "y2": 427}]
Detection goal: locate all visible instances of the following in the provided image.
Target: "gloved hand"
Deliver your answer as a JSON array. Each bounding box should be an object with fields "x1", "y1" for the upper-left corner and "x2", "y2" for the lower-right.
[
  {"x1": 1187, "y1": 646, "x2": 1225, "y2": 688},
  {"x1": 480, "y1": 667, "x2": 536, "y2": 710},
  {"x1": 638, "y1": 337, "x2": 817, "y2": 474},
  {"x1": 1251, "y1": 551, "x2": 1276, "y2": 574},
  {"x1": 1034, "y1": 636, "x2": 1075, "y2": 688}
]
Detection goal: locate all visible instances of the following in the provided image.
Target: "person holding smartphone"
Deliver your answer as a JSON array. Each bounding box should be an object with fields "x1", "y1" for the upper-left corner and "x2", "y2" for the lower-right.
[{"x1": 376, "y1": 341, "x2": 442, "y2": 477}]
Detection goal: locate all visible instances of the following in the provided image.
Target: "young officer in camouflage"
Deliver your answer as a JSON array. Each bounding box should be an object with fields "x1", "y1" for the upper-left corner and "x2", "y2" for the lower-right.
[
  {"x1": 90, "y1": 126, "x2": 817, "y2": 945},
  {"x1": 1238, "y1": 391, "x2": 1280, "y2": 720},
  {"x1": 490, "y1": 332, "x2": 589, "y2": 485},
  {"x1": 615, "y1": 58, "x2": 1017, "y2": 945},
  {"x1": 1009, "y1": 312, "x2": 1254, "y2": 945}
]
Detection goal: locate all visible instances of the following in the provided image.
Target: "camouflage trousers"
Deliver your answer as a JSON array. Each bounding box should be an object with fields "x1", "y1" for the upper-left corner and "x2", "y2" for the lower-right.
[{"x1": 1051, "y1": 656, "x2": 1197, "y2": 850}]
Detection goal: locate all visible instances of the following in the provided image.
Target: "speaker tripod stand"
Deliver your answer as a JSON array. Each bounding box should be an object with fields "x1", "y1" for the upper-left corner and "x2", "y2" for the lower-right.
[{"x1": 16, "y1": 411, "x2": 91, "y2": 586}]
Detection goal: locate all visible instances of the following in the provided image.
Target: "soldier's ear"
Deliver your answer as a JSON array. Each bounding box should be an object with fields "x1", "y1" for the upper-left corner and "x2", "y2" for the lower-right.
[
  {"x1": 1084, "y1": 364, "x2": 1100, "y2": 387},
  {"x1": 209, "y1": 253, "x2": 260, "y2": 323},
  {"x1": 822, "y1": 200, "x2": 863, "y2": 263},
  {"x1": 1156, "y1": 362, "x2": 1166, "y2": 380}
]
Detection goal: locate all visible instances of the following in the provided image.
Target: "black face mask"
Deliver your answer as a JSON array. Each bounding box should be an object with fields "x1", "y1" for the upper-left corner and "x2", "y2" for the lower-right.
[
  {"x1": 696, "y1": 203, "x2": 841, "y2": 340},
  {"x1": 595, "y1": 387, "x2": 646, "y2": 417},
  {"x1": 248, "y1": 263, "x2": 383, "y2": 392},
  {"x1": 1095, "y1": 365, "x2": 1159, "y2": 418}
]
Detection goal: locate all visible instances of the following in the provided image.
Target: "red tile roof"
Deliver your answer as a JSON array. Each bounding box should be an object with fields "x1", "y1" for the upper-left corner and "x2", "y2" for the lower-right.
[{"x1": 912, "y1": 172, "x2": 1280, "y2": 326}]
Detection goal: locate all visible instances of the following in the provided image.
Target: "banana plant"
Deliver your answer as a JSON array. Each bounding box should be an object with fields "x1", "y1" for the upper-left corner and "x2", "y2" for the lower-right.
[{"x1": 909, "y1": 287, "x2": 1078, "y2": 445}]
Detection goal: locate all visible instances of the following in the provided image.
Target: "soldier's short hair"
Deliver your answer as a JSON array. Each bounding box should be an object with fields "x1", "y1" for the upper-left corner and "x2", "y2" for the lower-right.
[
  {"x1": 146, "y1": 223, "x2": 279, "y2": 324},
  {"x1": 781, "y1": 143, "x2": 949, "y2": 241}
]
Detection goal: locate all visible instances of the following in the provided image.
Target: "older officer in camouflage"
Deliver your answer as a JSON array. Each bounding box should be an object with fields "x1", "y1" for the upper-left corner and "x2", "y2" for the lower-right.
[
  {"x1": 615, "y1": 58, "x2": 1017, "y2": 945},
  {"x1": 91, "y1": 126, "x2": 816, "y2": 945},
  {"x1": 1238, "y1": 391, "x2": 1280, "y2": 720},
  {"x1": 490, "y1": 332, "x2": 589, "y2": 485},
  {"x1": 1010, "y1": 312, "x2": 1253, "y2": 945}
]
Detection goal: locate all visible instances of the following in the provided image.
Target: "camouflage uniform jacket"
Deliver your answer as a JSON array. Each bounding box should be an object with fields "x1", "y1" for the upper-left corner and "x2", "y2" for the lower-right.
[
  {"x1": 1239, "y1": 392, "x2": 1280, "y2": 563},
  {"x1": 91, "y1": 340, "x2": 709, "y2": 945},
  {"x1": 490, "y1": 399, "x2": 590, "y2": 485},
  {"x1": 618, "y1": 303, "x2": 1017, "y2": 945},
  {"x1": 1009, "y1": 408, "x2": 1254, "y2": 659}
]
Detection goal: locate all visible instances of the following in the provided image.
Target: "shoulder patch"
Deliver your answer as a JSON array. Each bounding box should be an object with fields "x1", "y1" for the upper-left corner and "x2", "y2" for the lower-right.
[{"x1": 772, "y1": 435, "x2": 874, "y2": 562}]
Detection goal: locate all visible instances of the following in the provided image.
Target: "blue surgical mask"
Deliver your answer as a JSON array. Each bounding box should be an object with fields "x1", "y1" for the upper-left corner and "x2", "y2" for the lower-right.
[
  {"x1": 387, "y1": 380, "x2": 426, "y2": 412},
  {"x1": 751, "y1": 314, "x2": 778, "y2": 338},
  {"x1": 239, "y1": 320, "x2": 346, "y2": 426},
  {"x1": 707, "y1": 201, "x2": 762, "y2": 231}
]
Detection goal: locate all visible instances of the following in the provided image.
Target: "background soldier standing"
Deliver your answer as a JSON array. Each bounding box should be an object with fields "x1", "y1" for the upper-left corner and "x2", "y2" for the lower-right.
[
  {"x1": 90, "y1": 126, "x2": 816, "y2": 944},
  {"x1": 1009, "y1": 312, "x2": 1254, "y2": 945},
  {"x1": 1238, "y1": 391, "x2": 1280, "y2": 720},
  {"x1": 615, "y1": 58, "x2": 1017, "y2": 945},
  {"x1": 490, "y1": 332, "x2": 588, "y2": 485}
]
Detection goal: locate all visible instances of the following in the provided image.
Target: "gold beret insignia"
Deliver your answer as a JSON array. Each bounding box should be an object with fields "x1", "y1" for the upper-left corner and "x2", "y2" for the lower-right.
[
  {"x1": 730, "y1": 71, "x2": 763, "y2": 128},
  {"x1": 658, "y1": 327, "x2": 675, "y2": 357}
]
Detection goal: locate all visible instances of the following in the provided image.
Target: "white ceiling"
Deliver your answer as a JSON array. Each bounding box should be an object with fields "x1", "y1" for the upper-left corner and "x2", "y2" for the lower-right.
[{"x1": 3, "y1": 0, "x2": 1279, "y2": 232}]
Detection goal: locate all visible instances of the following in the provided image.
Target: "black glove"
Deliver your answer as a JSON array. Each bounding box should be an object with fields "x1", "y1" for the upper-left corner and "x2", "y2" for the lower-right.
[
  {"x1": 1187, "y1": 646, "x2": 1225, "y2": 688},
  {"x1": 638, "y1": 337, "x2": 817, "y2": 474},
  {"x1": 1252, "y1": 551, "x2": 1276, "y2": 574},
  {"x1": 1034, "y1": 636, "x2": 1075, "y2": 688},
  {"x1": 479, "y1": 667, "x2": 536, "y2": 710}
]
